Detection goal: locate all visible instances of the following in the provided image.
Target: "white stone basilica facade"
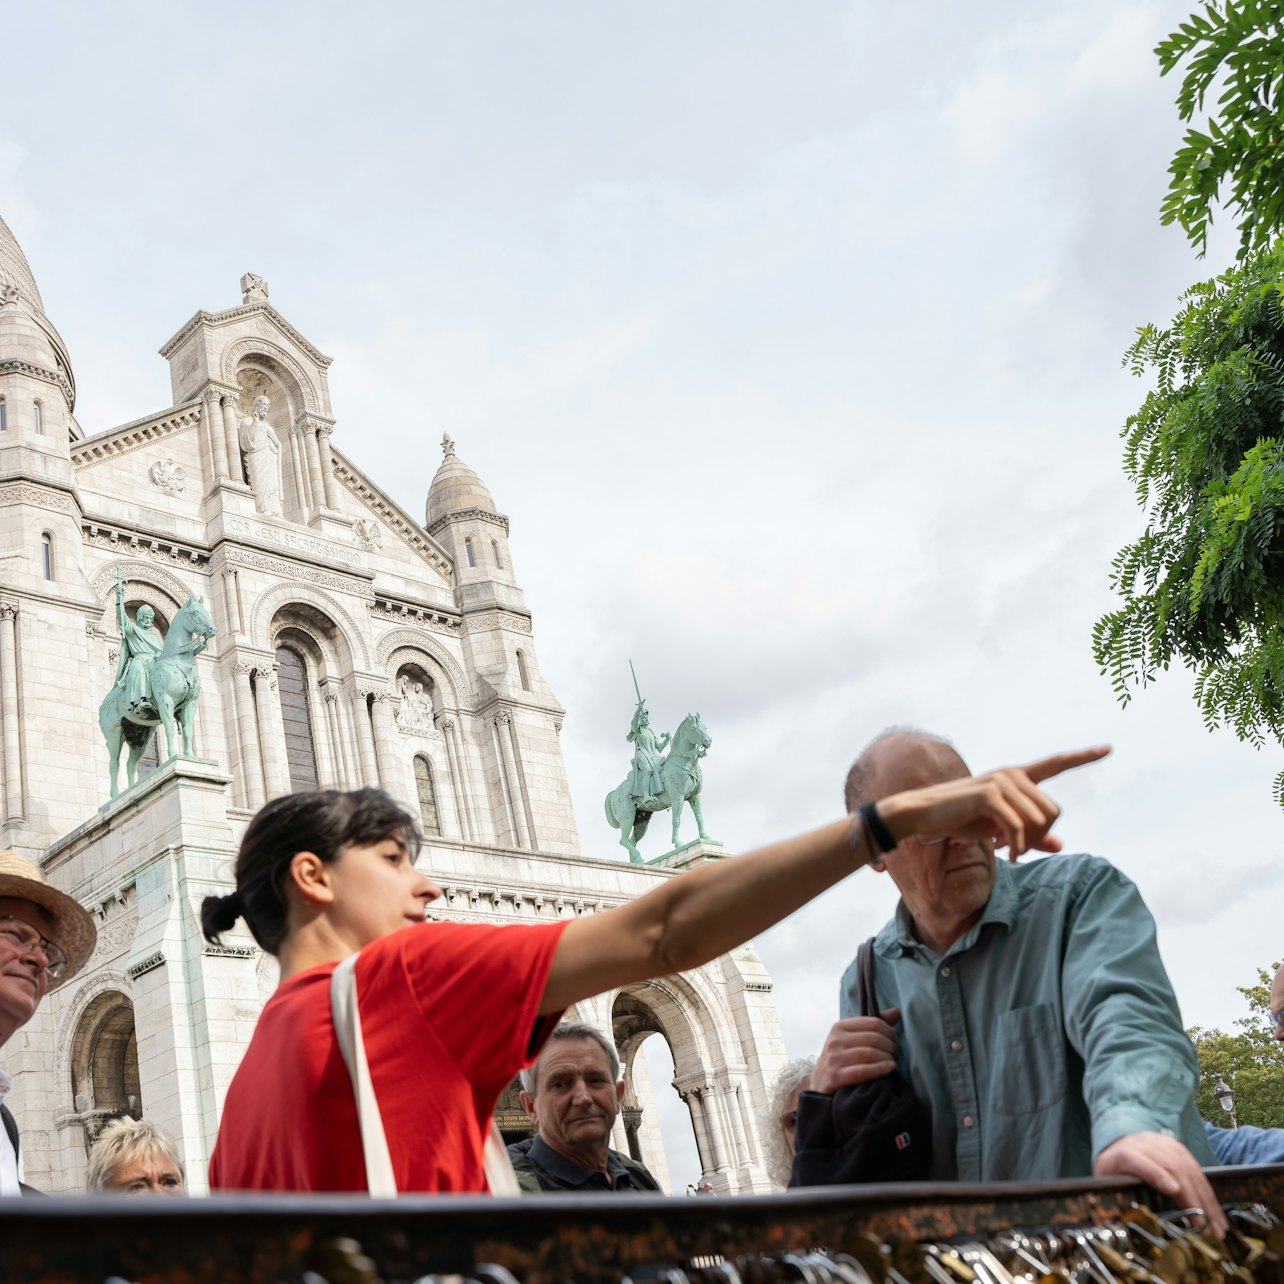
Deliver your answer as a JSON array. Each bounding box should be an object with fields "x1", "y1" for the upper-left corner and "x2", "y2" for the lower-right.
[{"x1": 0, "y1": 217, "x2": 786, "y2": 1194}]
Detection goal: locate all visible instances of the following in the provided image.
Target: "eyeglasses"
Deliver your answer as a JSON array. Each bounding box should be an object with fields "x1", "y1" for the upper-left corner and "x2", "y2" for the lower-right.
[
  {"x1": 0, "y1": 915, "x2": 67, "y2": 979},
  {"x1": 1270, "y1": 1008, "x2": 1284, "y2": 1030}
]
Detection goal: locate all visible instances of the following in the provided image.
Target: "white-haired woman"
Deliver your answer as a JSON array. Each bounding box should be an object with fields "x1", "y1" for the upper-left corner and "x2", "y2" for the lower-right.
[
  {"x1": 763, "y1": 1058, "x2": 816, "y2": 1188},
  {"x1": 87, "y1": 1118, "x2": 185, "y2": 1196}
]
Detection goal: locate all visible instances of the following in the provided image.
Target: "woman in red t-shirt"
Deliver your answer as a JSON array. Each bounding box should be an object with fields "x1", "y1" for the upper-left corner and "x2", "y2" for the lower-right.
[{"x1": 202, "y1": 747, "x2": 1103, "y2": 1193}]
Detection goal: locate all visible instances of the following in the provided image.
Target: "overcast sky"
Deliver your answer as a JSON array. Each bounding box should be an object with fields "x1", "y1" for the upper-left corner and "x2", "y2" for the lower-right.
[{"x1": 3, "y1": 0, "x2": 1279, "y2": 1184}]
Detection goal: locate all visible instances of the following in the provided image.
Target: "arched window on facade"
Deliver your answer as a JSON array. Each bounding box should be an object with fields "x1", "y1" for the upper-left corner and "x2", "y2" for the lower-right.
[
  {"x1": 464, "y1": 537, "x2": 476, "y2": 568},
  {"x1": 491, "y1": 539, "x2": 504, "y2": 570},
  {"x1": 40, "y1": 532, "x2": 53, "y2": 581},
  {"x1": 70, "y1": 992, "x2": 142, "y2": 1154},
  {"x1": 0, "y1": 397, "x2": 7, "y2": 431},
  {"x1": 32, "y1": 399, "x2": 42, "y2": 434},
  {"x1": 276, "y1": 645, "x2": 319, "y2": 792},
  {"x1": 516, "y1": 649, "x2": 531, "y2": 691},
  {"x1": 413, "y1": 754, "x2": 441, "y2": 837}
]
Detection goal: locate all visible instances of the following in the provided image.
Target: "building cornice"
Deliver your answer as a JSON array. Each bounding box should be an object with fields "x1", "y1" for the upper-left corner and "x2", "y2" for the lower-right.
[
  {"x1": 427, "y1": 505, "x2": 510, "y2": 536},
  {"x1": 83, "y1": 520, "x2": 211, "y2": 570},
  {"x1": 72, "y1": 402, "x2": 203, "y2": 467},
  {"x1": 0, "y1": 357, "x2": 73, "y2": 407},
  {"x1": 461, "y1": 607, "x2": 532, "y2": 634},
  {"x1": 212, "y1": 543, "x2": 376, "y2": 602},
  {"x1": 0, "y1": 475, "x2": 82, "y2": 514},
  {"x1": 372, "y1": 593, "x2": 461, "y2": 632},
  {"x1": 158, "y1": 302, "x2": 333, "y2": 369}
]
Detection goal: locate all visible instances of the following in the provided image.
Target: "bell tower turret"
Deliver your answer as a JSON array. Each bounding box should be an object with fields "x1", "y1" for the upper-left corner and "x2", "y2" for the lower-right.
[
  {"x1": 425, "y1": 434, "x2": 524, "y2": 614},
  {"x1": 425, "y1": 435, "x2": 577, "y2": 852},
  {"x1": 0, "y1": 214, "x2": 88, "y2": 591}
]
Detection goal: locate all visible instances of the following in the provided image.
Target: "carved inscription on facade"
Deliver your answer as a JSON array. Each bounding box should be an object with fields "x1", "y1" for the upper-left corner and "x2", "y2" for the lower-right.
[{"x1": 224, "y1": 514, "x2": 365, "y2": 567}]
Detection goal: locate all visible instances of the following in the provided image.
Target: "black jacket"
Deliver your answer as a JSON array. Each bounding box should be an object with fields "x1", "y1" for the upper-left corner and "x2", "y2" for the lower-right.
[
  {"x1": 1, "y1": 1102, "x2": 42, "y2": 1197},
  {"x1": 507, "y1": 1135, "x2": 662, "y2": 1193}
]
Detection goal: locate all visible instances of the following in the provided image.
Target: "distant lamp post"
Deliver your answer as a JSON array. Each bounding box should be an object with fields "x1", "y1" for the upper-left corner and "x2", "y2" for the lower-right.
[{"x1": 1213, "y1": 1072, "x2": 1239, "y2": 1129}]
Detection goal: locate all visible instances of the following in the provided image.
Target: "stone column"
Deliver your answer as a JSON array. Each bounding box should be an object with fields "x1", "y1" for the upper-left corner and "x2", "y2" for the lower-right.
[
  {"x1": 321, "y1": 686, "x2": 352, "y2": 788},
  {"x1": 493, "y1": 710, "x2": 530, "y2": 849},
  {"x1": 504, "y1": 711, "x2": 537, "y2": 850},
  {"x1": 370, "y1": 693, "x2": 402, "y2": 795},
  {"x1": 694, "y1": 1084, "x2": 729, "y2": 1175},
  {"x1": 203, "y1": 389, "x2": 229, "y2": 482},
  {"x1": 440, "y1": 718, "x2": 475, "y2": 842},
  {"x1": 313, "y1": 688, "x2": 340, "y2": 789},
  {"x1": 679, "y1": 1087, "x2": 713, "y2": 1181},
  {"x1": 287, "y1": 427, "x2": 311, "y2": 516},
  {"x1": 302, "y1": 425, "x2": 326, "y2": 519},
  {"x1": 252, "y1": 664, "x2": 289, "y2": 798},
  {"x1": 220, "y1": 394, "x2": 242, "y2": 483},
  {"x1": 232, "y1": 662, "x2": 265, "y2": 809},
  {"x1": 720, "y1": 1076, "x2": 751, "y2": 1168},
  {"x1": 220, "y1": 568, "x2": 241, "y2": 636},
  {"x1": 315, "y1": 424, "x2": 339, "y2": 510},
  {"x1": 351, "y1": 686, "x2": 380, "y2": 787},
  {"x1": 0, "y1": 605, "x2": 21, "y2": 819}
]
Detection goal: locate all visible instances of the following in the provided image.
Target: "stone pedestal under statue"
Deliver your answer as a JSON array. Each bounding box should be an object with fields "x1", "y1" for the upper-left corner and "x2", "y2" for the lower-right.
[{"x1": 646, "y1": 839, "x2": 731, "y2": 871}]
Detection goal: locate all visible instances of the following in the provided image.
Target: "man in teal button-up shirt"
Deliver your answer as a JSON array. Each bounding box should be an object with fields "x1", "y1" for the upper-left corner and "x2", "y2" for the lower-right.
[{"x1": 821, "y1": 730, "x2": 1221, "y2": 1227}]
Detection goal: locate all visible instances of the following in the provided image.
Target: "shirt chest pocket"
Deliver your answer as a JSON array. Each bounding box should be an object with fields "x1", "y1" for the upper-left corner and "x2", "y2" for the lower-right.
[{"x1": 989, "y1": 1002, "x2": 1067, "y2": 1116}]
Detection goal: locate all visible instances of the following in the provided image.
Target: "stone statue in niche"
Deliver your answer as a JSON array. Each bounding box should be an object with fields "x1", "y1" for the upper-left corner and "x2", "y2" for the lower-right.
[
  {"x1": 239, "y1": 395, "x2": 283, "y2": 516},
  {"x1": 395, "y1": 676, "x2": 433, "y2": 732},
  {"x1": 0, "y1": 280, "x2": 18, "y2": 306},
  {"x1": 353, "y1": 517, "x2": 381, "y2": 550},
  {"x1": 240, "y1": 272, "x2": 269, "y2": 304},
  {"x1": 148, "y1": 458, "x2": 186, "y2": 495},
  {"x1": 411, "y1": 682, "x2": 432, "y2": 728}
]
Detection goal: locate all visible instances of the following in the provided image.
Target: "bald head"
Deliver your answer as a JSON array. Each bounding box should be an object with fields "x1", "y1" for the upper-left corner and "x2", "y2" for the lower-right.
[{"x1": 843, "y1": 730, "x2": 969, "y2": 812}]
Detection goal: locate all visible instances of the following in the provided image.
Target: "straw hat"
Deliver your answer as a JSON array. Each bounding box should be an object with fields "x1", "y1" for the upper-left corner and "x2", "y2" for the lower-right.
[{"x1": 0, "y1": 851, "x2": 96, "y2": 987}]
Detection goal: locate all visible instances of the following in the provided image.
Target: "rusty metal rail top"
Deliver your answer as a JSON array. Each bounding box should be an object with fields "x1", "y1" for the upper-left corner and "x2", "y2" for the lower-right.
[{"x1": 2, "y1": 1165, "x2": 1282, "y2": 1284}]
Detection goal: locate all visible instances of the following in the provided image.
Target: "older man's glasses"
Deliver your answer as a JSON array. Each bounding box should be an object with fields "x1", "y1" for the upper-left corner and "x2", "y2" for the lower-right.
[{"x1": 0, "y1": 915, "x2": 67, "y2": 979}]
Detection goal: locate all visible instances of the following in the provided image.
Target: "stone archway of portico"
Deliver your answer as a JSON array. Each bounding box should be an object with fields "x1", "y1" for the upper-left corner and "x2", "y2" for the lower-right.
[
  {"x1": 57, "y1": 970, "x2": 133, "y2": 1117},
  {"x1": 376, "y1": 632, "x2": 470, "y2": 711},
  {"x1": 250, "y1": 582, "x2": 370, "y2": 671},
  {"x1": 223, "y1": 338, "x2": 319, "y2": 417}
]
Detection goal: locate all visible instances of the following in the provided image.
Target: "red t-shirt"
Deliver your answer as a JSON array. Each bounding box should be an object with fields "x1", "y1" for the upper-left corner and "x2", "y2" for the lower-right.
[{"x1": 208, "y1": 918, "x2": 568, "y2": 1193}]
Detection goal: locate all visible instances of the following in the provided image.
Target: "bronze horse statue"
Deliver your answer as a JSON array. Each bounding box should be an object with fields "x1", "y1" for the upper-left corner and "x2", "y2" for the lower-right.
[
  {"x1": 98, "y1": 595, "x2": 215, "y2": 797},
  {"x1": 605, "y1": 712, "x2": 711, "y2": 862}
]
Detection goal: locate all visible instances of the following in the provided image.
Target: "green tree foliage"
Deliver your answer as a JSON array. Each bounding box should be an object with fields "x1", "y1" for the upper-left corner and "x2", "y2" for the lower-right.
[
  {"x1": 1189, "y1": 964, "x2": 1284, "y2": 1127},
  {"x1": 1092, "y1": 240, "x2": 1284, "y2": 802},
  {"x1": 1159, "y1": 1, "x2": 1284, "y2": 258}
]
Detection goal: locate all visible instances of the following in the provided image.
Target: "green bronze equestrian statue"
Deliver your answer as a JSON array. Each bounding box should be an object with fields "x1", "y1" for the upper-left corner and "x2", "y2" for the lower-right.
[
  {"x1": 605, "y1": 667, "x2": 712, "y2": 862},
  {"x1": 99, "y1": 566, "x2": 216, "y2": 798}
]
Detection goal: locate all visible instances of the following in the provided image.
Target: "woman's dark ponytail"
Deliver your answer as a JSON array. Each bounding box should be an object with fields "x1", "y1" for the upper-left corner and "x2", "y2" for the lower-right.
[
  {"x1": 200, "y1": 891, "x2": 244, "y2": 945},
  {"x1": 201, "y1": 787, "x2": 420, "y2": 957}
]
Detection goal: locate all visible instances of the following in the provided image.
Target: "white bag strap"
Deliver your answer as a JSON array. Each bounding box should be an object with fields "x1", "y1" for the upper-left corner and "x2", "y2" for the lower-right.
[
  {"x1": 484, "y1": 1120, "x2": 522, "y2": 1197},
  {"x1": 329, "y1": 951, "x2": 523, "y2": 1197},
  {"x1": 330, "y1": 952, "x2": 398, "y2": 1198}
]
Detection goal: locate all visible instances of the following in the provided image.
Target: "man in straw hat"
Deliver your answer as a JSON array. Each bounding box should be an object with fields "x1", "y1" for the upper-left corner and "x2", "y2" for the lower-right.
[{"x1": 0, "y1": 850, "x2": 96, "y2": 1195}]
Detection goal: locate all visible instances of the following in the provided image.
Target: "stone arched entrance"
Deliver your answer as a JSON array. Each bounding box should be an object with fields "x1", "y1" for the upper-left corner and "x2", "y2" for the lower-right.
[
  {"x1": 68, "y1": 990, "x2": 141, "y2": 1153},
  {"x1": 611, "y1": 976, "x2": 767, "y2": 1193}
]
